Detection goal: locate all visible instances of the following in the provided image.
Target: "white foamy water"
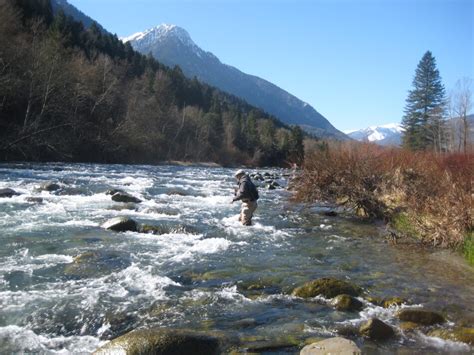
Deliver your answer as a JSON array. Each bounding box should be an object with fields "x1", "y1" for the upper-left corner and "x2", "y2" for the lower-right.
[{"x1": 0, "y1": 163, "x2": 473, "y2": 354}]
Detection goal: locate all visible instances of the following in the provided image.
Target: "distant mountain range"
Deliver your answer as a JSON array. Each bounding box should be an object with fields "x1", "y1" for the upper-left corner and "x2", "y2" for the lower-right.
[
  {"x1": 346, "y1": 115, "x2": 474, "y2": 147},
  {"x1": 345, "y1": 123, "x2": 404, "y2": 146},
  {"x1": 122, "y1": 24, "x2": 347, "y2": 140}
]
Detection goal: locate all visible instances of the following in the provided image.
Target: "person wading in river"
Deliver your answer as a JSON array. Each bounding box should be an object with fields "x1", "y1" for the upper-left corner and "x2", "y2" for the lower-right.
[{"x1": 231, "y1": 169, "x2": 259, "y2": 226}]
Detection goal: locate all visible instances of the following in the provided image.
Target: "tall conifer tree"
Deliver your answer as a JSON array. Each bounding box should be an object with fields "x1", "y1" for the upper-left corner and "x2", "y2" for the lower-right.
[{"x1": 402, "y1": 51, "x2": 446, "y2": 151}]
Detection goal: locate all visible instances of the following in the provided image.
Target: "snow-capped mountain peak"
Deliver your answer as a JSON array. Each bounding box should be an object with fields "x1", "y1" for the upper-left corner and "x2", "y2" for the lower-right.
[
  {"x1": 121, "y1": 24, "x2": 194, "y2": 48},
  {"x1": 345, "y1": 123, "x2": 404, "y2": 146}
]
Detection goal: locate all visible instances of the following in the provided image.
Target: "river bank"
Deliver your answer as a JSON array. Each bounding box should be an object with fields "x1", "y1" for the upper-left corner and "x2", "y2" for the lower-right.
[
  {"x1": 295, "y1": 142, "x2": 474, "y2": 265},
  {"x1": 0, "y1": 162, "x2": 473, "y2": 353}
]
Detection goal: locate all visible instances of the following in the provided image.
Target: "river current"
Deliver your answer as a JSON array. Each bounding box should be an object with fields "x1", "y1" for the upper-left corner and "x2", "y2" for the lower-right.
[{"x1": 0, "y1": 162, "x2": 473, "y2": 354}]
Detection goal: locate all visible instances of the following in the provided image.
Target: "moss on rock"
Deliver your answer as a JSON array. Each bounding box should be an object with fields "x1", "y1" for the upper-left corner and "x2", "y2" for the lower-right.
[
  {"x1": 331, "y1": 294, "x2": 363, "y2": 312},
  {"x1": 397, "y1": 309, "x2": 445, "y2": 325},
  {"x1": 359, "y1": 318, "x2": 395, "y2": 341},
  {"x1": 428, "y1": 327, "x2": 474, "y2": 345},
  {"x1": 93, "y1": 329, "x2": 221, "y2": 355},
  {"x1": 291, "y1": 278, "x2": 360, "y2": 298}
]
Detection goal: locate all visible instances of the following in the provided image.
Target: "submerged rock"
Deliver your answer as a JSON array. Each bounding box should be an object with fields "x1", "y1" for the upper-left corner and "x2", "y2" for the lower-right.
[
  {"x1": 0, "y1": 188, "x2": 20, "y2": 198},
  {"x1": 64, "y1": 250, "x2": 131, "y2": 277},
  {"x1": 292, "y1": 278, "x2": 360, "y2": 298},
  {"x1": 382, "y1": 297, "x2": 405, "y2": 308},
  {"x1": 111, "y1": 192, "x2": 142, "y2": 203},
  {"x1": 330, "y1": 294, "x2": 363, "y2": 312},
  {"x1": 25, "y1": 197, "x2": 43, "y2": 203},
  {"x1": 93, "y1": 329, "x2": 221, "y2": 355},
  {"x1": 397, "y1": 309, "x2": 445, "y2": 325},
  {"x1": 139, "y1": 224, "x2": 168, "y2": 235},
  {"x1": 102, "y1": 217, "x2": 138, "y2": 232},
  {"x1": 428, "y1": 327, "x2": 474, "y2": 345},
  {"x1": 359, "y1": 318, "x2": 395, "y2": 341},
  {"x1": 38, "y1": 181, "x2": 61, "y2": 192},
  {"x1": 300, "y1": 337, "x2": 361, "y2": 355},
  {"x1": 399, "y1": 322, "x2": 419, "y2": 332}
]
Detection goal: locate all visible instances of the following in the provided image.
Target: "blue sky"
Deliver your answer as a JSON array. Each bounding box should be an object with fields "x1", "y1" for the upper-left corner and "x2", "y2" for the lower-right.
[{"x1": 69, "y1": 0, "x2": 473, "y2": 131}]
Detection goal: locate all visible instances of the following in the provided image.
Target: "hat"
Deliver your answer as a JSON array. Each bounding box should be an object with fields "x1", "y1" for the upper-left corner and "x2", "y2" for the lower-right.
[{"x1": 234, "y1": 169, "x2": 246, "y2": 177}]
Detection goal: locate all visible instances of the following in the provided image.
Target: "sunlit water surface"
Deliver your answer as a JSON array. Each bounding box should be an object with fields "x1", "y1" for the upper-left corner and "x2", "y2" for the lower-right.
[{"x1": 0, "y1": 162, "x2": 473, "y2": 354}]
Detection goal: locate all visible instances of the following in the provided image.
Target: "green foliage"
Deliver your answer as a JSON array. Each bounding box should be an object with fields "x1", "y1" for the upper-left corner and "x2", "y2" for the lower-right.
[
  {"x1": 402, "y1": 51, "x2": 447, "y2": 151},
  {"x1": 464, "y1": 231, "x2": 474, "y2": 266},
  {"x1": 0, "y1": 0, "x2": 305, "y2": 166}
]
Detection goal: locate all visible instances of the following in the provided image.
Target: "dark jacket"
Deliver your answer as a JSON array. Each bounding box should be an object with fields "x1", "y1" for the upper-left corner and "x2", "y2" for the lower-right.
[{"x1": 234, "y1": 175, "x2": 259, "y2": 202}]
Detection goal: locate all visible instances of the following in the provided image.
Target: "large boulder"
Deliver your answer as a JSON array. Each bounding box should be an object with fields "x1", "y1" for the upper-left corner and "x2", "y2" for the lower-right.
[
  {"x1": 428, "y1": 327, "x2": 474, "y2": 345},
  {"x1": 292, "y1": 278, "x2": 360, "y2": 299},
  {"x1": 330, "y1": 294, "x2": 363, "y2": 312},
  {"x1": 102, "y1": 217, "x2": 138, "y2": 232},
  {"x1": 397, "y1": 309, "x2": 445, "y2": 326},
  {"x1": 359, "y1": 318, "x2": 395, "y2": 341},
  {"x1": 111, "y1": 192, "x2": 142, "y2": 203},
  {"x1": 93, "y1": 329, "x2": 221, "y2": 355},
  {"x1": 300, "y1": 337, "x2": 361, "y2": 355},
  {"x1": 0, "y1": 188, "x2": 20, "y2": 198}
]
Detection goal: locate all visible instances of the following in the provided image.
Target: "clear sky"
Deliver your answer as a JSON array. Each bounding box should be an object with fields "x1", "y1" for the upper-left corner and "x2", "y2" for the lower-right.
[{"x1": 68, "y1": 0, "x2": 473, "y2": 131}]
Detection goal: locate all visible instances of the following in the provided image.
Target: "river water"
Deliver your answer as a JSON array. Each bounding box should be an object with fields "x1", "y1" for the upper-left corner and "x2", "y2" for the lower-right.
[{"x1": 0, "y1": 162, "x2": 473, "y2": 354}]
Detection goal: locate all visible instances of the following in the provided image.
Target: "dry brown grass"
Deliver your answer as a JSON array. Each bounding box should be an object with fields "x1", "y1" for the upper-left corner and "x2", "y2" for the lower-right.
[{"x1": 296, "y1": 142, "x2": 473, "y2": 248}]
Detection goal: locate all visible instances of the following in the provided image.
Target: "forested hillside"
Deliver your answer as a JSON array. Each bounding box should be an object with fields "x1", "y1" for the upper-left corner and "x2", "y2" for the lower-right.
[{"x1": 0, "y1": 0, "x2": 304, "y2": 166}]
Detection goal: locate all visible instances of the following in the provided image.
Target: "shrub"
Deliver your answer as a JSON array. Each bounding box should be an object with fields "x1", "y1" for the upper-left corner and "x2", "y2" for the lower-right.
[{"x1": 295, "y1": 141, "x2": 473, "y2": 249}]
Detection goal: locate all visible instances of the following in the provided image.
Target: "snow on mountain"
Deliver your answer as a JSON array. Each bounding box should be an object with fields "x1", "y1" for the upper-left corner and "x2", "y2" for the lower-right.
[
  {"x1": 345, "y1": 123, "x2": 404, "y2": 146},
  {"x1": 122, "y1": 24, "x2": 347, "y2": 140}
]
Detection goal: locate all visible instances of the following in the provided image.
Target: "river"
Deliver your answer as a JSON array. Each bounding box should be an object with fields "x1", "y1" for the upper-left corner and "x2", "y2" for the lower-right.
[{"x1": 0, "y1": 162, "x2": 473, "y2": 354}]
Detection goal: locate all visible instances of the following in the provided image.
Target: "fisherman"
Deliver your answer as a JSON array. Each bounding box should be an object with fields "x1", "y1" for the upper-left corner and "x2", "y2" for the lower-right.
[{"x1": 231, "y1": 169, "x2": 259, "y2": 226}]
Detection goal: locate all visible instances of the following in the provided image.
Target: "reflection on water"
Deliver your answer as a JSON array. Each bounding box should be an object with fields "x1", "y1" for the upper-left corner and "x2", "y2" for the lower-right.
[{"x1": 0, "y1": 162, "x2": 472, "y2": 354}]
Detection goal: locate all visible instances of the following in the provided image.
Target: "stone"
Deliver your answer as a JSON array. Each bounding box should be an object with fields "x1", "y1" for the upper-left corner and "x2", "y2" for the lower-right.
[
  {"x1": 102, "y1": 217, "x2": 138, "y2": 232},
  {"x1": 106, "y1": 188, "x2": 125, "y2": 195},
  {"x1": 111, "y1": 192, "x2": 142, "y2": 203},
  {"x1": 300, "y1": 337, "x2": 361, "y2": 355},
  {"x1": 25, "y1": 197, "x2": 43, "y2": 203},
  {"x1": 64, "y1": 250, "x2": 131, "y2": 278},
  {"x1": 266, "y1": 183, "x2": 276, "y2": 190},
  {"x1": 428, "y1": 327, "x2": 474, "y2": 345},
  {"x1": 93, "y1": 329, "x2": 221, "y2": 355},
  {"x1": 323, "y1": 210, "x2": 338, "y2": 217},
  {"x1": 359, "y1": 318, "x2": 395, "y2": 341},
  {"x1": 382, "y1": 297, "x2": 405, "y2": 308},
  {"x1": 39, "y1": 182, "x2": 60, "y2": 191},
  {"x1": 0, "y1": 188, "x2": 20, "y2": 198},
  {"x1": 331, "y1": 294, "x2": 364, "y2": 312},
  {"x1": 400, "y1": 322, "x2": 419, "y2": 332},
  {"x1": 139, "y1": 224, "x2": 167, "y2": 235},
  {"x1": 292, "y1": 278, "x2": 360, "y2": 299},
  {"x1": 397, "y1": 309, "x2": 445, "y2": 325}
]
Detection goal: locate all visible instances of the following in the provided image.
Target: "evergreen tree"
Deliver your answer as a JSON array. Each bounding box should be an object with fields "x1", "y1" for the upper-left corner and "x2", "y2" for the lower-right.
[{"x1": 402, "y1": 51, "x2": 447, "y2": 151}]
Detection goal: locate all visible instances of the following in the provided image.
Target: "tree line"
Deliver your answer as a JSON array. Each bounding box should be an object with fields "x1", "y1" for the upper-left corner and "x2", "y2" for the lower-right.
[
  {"x1": 402, "y1": 51, "x2": 472, "y2": 153},
  {"x1": 0, "y1": 0, "x2": 305, "y2": 166}
]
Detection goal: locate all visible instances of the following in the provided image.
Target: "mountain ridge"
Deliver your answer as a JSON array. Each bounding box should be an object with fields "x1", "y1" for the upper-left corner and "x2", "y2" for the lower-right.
[{"x1": 123, "y1": 24, "x2": 347, "y2": 140}]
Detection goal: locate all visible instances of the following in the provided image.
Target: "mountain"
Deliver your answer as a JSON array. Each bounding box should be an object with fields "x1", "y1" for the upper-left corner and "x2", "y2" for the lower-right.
[
  {"x1": 345, "y1": 123, "x2": 404, "y2": 146},
  {"x1": 122, "y1": 24, "x2": 346, "y2": 140},
  {"x1": 51, "y1": 0, "x2": 106, "y2": 32}
]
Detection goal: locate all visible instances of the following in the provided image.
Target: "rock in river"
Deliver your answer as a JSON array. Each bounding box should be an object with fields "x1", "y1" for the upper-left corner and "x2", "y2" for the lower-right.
[
  {"x1": 359, "y1": 318, "x2": 395, "y2": 341},
  {"x1": 428, "y1": 327, "x2": 474, "y2": 345},
  {"x1": 292, "y1": 278, "x2": 360, "y2": 298},
  {"x1": 0, "y1": 188, "x2": 20, "y2": 198},
  {"x1": 93, "y1": 329, "x2": 221, "y2": 355},
  {"x1": 38, "y1": 181, "x2": 61, "y2": 192},
  {"x1": 330, "y1": 294, "x2": 363, "y2": 312},
  {"x1": 397, "y1": 309, "x2": 445, "y2": 325},
  {"x1": 300, "y1": 337, "x2": 361, "y2": 355},
  {"x1": 111, "y1": 192, "x2": 142, "y2": 203},
  {"x1": 102, "y1": 217, "x2": 138, "y2": 232}
]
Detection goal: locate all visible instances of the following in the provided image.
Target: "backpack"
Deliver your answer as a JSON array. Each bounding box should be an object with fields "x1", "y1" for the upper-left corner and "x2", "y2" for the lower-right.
[{"x1": 249, "y1": 181, "x2": 259, "y2": 201}]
